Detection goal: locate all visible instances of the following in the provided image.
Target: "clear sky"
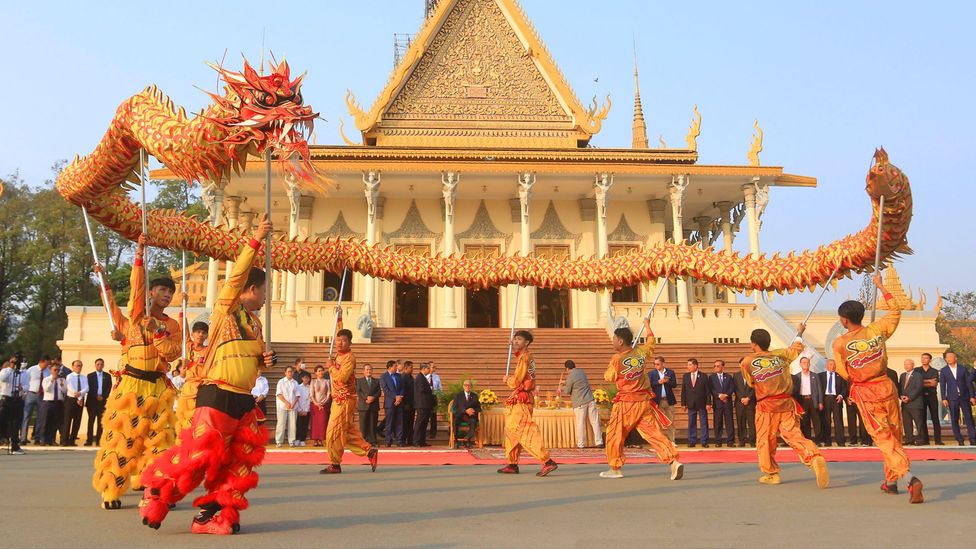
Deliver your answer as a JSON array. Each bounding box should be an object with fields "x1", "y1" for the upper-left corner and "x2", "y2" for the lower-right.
[{"x1": 2, "y1": 0, "x2": 973, "y2": 310}]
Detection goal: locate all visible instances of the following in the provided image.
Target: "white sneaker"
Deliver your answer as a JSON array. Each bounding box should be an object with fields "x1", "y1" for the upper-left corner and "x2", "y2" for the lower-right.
[
  {"x1": 670, "y1": 461, "x2": 684, "y2": 481},
  {"x1": 275, "y1": 443, "x2": 283, "y2": 448},
  {"x1": 300, "y1": 441, "x2": 306, "y2": 447},
  {"x1": 599, "y1": 469, "x2": 624, "y2": 479}
]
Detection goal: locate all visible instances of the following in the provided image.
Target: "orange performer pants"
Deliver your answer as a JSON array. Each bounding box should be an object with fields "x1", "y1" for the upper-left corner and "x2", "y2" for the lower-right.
[
  {"x1": 605, "y1": 399, "x2": 678, "y2": 469},
  {"x1": 856, "y1": 396, "x2": 910, "y2": 482},
  {"x1": 756, "y1": 398, "x2": 821, "y2": 475},
  {"x1": 326, "y1": 398, "x2": 371, "y2": 464},
  {"x1": 504, "y1": 403, "x2": 550, "y2": 465}
]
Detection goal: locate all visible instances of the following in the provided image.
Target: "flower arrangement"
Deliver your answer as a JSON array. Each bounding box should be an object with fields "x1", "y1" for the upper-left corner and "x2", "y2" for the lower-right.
[
  {"x1": 479, "y1": 388, "x2": 498, "y2": 408},
  {"x1": 593, "y1": 388, "x2": 611, "y2": 407}
]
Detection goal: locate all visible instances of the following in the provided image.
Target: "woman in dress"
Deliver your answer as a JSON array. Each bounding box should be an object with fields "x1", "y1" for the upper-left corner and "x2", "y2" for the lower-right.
[{"x1": 309, "y1": 365, "x2": 331, "y2": 446}]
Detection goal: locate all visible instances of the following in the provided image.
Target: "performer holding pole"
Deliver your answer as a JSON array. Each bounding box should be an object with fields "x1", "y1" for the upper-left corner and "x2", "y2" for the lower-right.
[
  {"x1": 601, "y1": 317, "x2": 683, "y2": 479},
  {"x1": 320, "y1": 325, "x2": 377, "y2": 475},
  {"x1": 832, "y1": 272, "x2": 922, "y2": 503},
  {"x1": 328, "y1": 267, "x2": 349, "y2": 356}
]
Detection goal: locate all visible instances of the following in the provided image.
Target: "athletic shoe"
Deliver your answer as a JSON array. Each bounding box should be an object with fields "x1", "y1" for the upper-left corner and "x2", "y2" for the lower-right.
[
  {"x1": 367, "y1": 448, "x2": 378, "y2": 472},
  {"x1": 670, "y1": 461, "x2": 684, "y2": 481},
  {"x1": 10, "y1": 449, "x2": 24, "y2": 455},
  {"x1": 811, "y1": 456, "x2": 829, "y2": 489},
  {"x1": 319, "y1": 464, "x2": 342, "y2": 474},
  {"x1": 599, "y1": 469, "x2": 624, "y2": 479},
  {"x1": 190, "y1": 516, "x2": 234, "y2": 535},
  {"x1": 536, "y1": 460, "x2": 558, "y2": 477},
  {"x1": 275, "y1": 443, "x2": 282, "y2": 448},
  {"x1": 880, "y1": 481, "x2": 898, "y2": 494},
  {"x1": 907, "y1": 477, "x2": 924, "y2": 504},
  {"x1": 758, "y1": 474, "x2": 781, "y2": 485},
  {"x1": 497, "y1": 464, "x2": 519, "y2": 474}
]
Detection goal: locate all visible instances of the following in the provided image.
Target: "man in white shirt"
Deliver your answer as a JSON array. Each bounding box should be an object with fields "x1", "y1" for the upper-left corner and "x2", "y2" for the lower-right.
[
  {"x1": 19, "y1": 355, "x2": 49, "y2": 444},
  {"x1": 819, "y1": 360, "x2": 847, "y2": 447},
  {"x1": 275, "y1": 367, "x2": 299, "y2": 447},
  {"x1": 295, "y1": 372, "x2": 311, "y2": 447},
  {"x1": 61, "y1": 360, "x2": 89, "y2": 446},
  {"x1": 792, "y1": 357, "x2": 824, "y2": 445},
  {"x1": 252, "y1": 373, "x2": 269, "y2": 424},
  {"x1": 39, "y1": 368, "x2": 65, "y2": 445},
  {"x1": 428, "y1": 362, "x2": 442, "y2": 440},
  {"x1": 1, "y1": 355, "x2": 25, "y2": 453}
]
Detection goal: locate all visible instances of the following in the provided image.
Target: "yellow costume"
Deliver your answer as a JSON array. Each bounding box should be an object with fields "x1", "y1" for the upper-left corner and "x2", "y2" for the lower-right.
[
  {"x1": 93, "y1": 258, "x2": 181, "y2": 508},
  {"x1": 325, "y1": 350, "x2": 372, "y2": 465},
  {"x1": 503, "y1": 350, "x2": 550, "y2": 465},
  {"x1": 604, "y1": 339, "x2": 679, "y2": 469},
  {"x1": 174, "y1": 341, "x2": 207, "y2": 435}
]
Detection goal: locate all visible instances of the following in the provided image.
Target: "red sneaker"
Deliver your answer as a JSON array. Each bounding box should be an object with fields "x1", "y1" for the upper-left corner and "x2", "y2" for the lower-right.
[
  {"x1": 536, "y1": 460, "x2": 558, "y2": 477},
  {"x1": 907, "y1": 477, "x2": 924, "y2": 504},
  {"x1": 368, "y1": 448, "x2": 378, "y2": 472},
  {"x1": 190, "y1": 516, "x2": 234, "y2": 535},
  {"x1": 497, "y1": 464, "x2": 519, "y2": 474},
  {"x1": 880, "y1": 481, "x2": 899, "y2": 495},
  {"x1": 319, "y1": 464, "x2": 342, "y2": 474}
]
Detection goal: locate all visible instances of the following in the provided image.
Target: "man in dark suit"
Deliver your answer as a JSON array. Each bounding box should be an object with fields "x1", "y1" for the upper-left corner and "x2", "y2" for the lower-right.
[
  {"x1": 709, "y1": 360, "x2": 735, "y2": 447},
  {"x1": 400, "y1": 361, "x2": 416, "y2": 446},
  {"x1": 939, "y1": 350, "x2": 976, "y2": 445},
  {"x1": 818, "y1": 359, "x2": 847, "y2": 446},
  {"x1": 356, "y1": 363, "x2": 381, "y2": 445},
  {"x1": 899, "y1": 359, "x2": 925, "y2": 445},
  {"x1": 680, "y1": 358, "x2": 710, "y2": 447},
  {"x1": 648, "y1": 355, "x2": 677, "y2": 442},
  {"x1": 846, "y1": 395, "x2": 871, "y2": 446},
  {"x1": 732, "y1": 367, "x2": 755, "y2": 447},
  {"x1": 379, "y1": 360, "x2": 404, "y2": 447},
  {"x1": 85, "y1": 358, "x2": 113, "y2": 446},
  {"x1": 792, "y1": 357, "x2": 823, "y2": 444},
  {"x1": 918, "y1": 353, "x2": 943, "y2": 445},
  {"x1": 452, "y1": 379, "x2": 481, "y2": 448},
  {"x1": 413, "y1": 363, "x2": 435, "y2": 447}
]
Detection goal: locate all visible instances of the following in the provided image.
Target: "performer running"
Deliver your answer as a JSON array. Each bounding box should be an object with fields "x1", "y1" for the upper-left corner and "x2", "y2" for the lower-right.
[
  {"x1": 174, "y1": 320, "x2": 209, "y2": 435},
  {"x1": 832, "y1": 273, "x2": 923, "y2": 503},
  {"x1": 320, "y1": 328, "x2": 378, "y2": 474},
  {"x1": 740, "y1": 325, "x2": 829, "y2": 488},
  {"x1": 498, "y1": 330, "x2": 558, "y2": 477},
  {"x1": 139, "y1": 215, "x2": 277, "y2": 535},
  {"x1": 601, "y1": 318, "x2": 684, "y2": 480},
  {"x1": 92, "y1": 235, "x2": 181, "y2": 509}
]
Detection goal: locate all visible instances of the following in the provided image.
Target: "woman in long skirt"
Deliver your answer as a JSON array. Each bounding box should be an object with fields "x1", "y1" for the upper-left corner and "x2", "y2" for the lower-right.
[{"x1": 309, "y1": 365, "x2": 331, "y2": 446}]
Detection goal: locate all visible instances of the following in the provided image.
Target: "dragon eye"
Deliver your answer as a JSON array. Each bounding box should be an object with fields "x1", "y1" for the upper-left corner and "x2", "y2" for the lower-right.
[{"x1": 294, "y1": 92, "x2": 303, "y2": 105}]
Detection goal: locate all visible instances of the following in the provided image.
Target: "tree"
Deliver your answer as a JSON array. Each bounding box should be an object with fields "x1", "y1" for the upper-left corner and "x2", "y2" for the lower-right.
[
  {"x1": 942, "y1": 291, "x2": 976, "y2": 321},
  {"x1": 146, "y1": 179, "x2": 208, "y2": 276},
  {"x1": 935, "y1": 291, "x2": 976, "y2": 365},
  {"x1": 0, "y1": 174, "x2": 34, "y2": 353}
]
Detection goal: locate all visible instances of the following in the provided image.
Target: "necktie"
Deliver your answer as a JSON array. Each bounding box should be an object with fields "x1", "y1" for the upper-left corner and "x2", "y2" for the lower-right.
[
  {"x1": 828, "y1": 373, "x2": 834, "y2": 394},
  {"x1": 76, "y1": 375, "x2": 80, "y2": 393},
  {"x1": 692, "y1": 373, "x2": 697, "y2": 387},
  {"x1": 903, "y1": 374, "x2": 909, "y2": 390},
  {"x1": 53, "y1": 378, "x2": 59, "y2": 400}
]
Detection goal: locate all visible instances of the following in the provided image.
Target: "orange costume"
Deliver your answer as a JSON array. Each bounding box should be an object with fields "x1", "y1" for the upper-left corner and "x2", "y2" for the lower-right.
[
  {"x1": 174, "y1": 340, "x2": 207, "y2": 435},
  {"x1": 325, "y1": 350, "x2": 372, "y2": 465},
  {"x1": 503, "y1": 350, "x2": 551, "y2": 465},
  {"x1": 140, "y1": 237, "x2": 270, "y2": 534},
  {"x1": 93, "y1": 257, "x2": 181, "y2": 508},
  {"x1": 604, "y1": 340, "x2": 679, "y2": 469},
  {"x1": 832, "y1": 294, "x2": 909, "y2": 484},
  {"x1": 740, "y1": 340, "x2": 824, "y2": 482}
]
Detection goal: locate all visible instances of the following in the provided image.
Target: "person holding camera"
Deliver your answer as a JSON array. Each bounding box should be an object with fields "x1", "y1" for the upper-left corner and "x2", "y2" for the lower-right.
[{"x1": 1, "y1": 356, "x2": 25, "y2": 454}]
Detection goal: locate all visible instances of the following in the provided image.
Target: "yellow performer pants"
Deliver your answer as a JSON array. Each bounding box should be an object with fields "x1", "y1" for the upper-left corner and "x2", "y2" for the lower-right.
[
  {"x1": 504, "y1": 403, "x2": 550, "y2": 465},
  {"x1": 857, "y1": 397, "x2": 911, "y2": 482},
  {"x1": 756, "y1": 408, "x2": 821, "y2": 475},
  {"x1": 605, "y1": 400, "x2": 678, "y2": 469},
  {"x1": 174, "y1": 379, "x2": 200, "y2": 437},
  {"x1": 326, "y1": 398, "x2": 370, "y2": 464},
  {"x1": 92, "y1": 374, "x2": 175, "y2": 503}
]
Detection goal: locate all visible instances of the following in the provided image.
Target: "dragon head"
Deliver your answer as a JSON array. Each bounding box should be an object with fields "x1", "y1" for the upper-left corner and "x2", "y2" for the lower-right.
[
  {"x1": 206, "y1": 59, "x2": 317, "y2": 180},
  {"x1": 866, "y1": 147, "x2": 907, "y2": 201}
]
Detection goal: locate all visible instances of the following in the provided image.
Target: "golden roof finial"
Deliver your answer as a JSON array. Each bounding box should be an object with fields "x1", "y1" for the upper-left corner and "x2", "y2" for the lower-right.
[
  {"x1": 747, "y1": 119, "x2": 763, "y2": 166},
  {"x1": 631, "y1": 39, "x2": 648, "y2": 149},
  {"x1": 684, "y1": 104, "x2": 701, "y2": 151}
]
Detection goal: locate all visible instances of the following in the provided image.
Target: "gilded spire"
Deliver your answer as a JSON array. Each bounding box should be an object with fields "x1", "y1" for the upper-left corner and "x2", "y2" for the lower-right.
[{"x1": 631, "y1": 42, "x2": 648, "y2": 149}]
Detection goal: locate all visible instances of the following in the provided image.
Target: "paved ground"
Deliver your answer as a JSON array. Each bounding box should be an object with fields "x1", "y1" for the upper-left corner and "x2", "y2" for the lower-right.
[{"x1": 0, "y1": 450, "x2": 973, "y2": 548}]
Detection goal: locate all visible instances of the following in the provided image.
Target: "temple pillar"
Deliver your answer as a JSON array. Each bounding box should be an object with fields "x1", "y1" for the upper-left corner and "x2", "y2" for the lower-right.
[
  {"x1": 669, "y1": 175, "x2": 691, "y2": 319},
  {"x1": 202, "y1": 178, "x2": 225, "y2": 311},
  {"x1": 222, "y1": 196, "x2": 243, "y2": 281},
  {"x1": 694, "y1": 216, "x2": 716, "y2": 304},
  {"x1": 284, "y1": 175, "x2": 300, "y2": 317},
  {"x1": 363, "y1": 171, "x2": 381, "y2": 320},
  {"x1": 715, "y1": 201, "x2": 737, "y2": 304},
  {"x1": 238, "y1": 210, "x2": 256, "y2": 235},
  {"x1": 743, "y1": 179, "x2": 762, "y2": 303},
  {"x1": 595, "y1": 174, "x2": 613, "y2": 324},
  {"x1": 647, "y1": 199, "x2": 669, "y2": 303},
  {"x1": 441, "y1": 172, "x2": 459, "y2": 327},
  {"x1": 516, "y1": 173, "x2": 536, "y2": 328}
]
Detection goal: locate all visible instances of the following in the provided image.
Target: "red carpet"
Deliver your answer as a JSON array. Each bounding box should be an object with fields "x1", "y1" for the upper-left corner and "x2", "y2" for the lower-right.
[{"x1": 262, "y1": 447, "x2": 976, "y2": 466}]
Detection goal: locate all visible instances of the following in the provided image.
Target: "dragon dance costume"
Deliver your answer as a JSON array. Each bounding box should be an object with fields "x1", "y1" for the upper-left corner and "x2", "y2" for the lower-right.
[
  {"x1": 740, "y1": 340, "x2": 827, "y2": 487},
  {"x1": 603, "y1": 338, "x2": 680, "y2": 474},
  {"x1": 93, "y1": 258, "x2": 180, "y2": 509},
  {"x1": 323, "y1": 349, "x2": 376, "y2": 471},
  {"x1": 140, "y1": 237, "x2": 269, "y2": 534},
  {"x1": 500, "y1": 350, "x2": 555, "y2": 474}
]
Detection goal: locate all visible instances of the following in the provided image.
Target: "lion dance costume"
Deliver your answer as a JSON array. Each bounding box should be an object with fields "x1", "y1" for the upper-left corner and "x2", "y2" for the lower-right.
[
  {"x1": 499, "y1": 348, "x2": 558, "y2": 476},
  {"x1": 139, "y1": 238, "x2": 269, "y2": 534},
  {"x1": 93, "y1": 258, "x2": 180, "y2": 509},
  {"x1": 323, "y1": 345, "x2": 377, "y2": 472},
  {"x1": 740, "y1": 339, "x2": 828, "y2": 487}
]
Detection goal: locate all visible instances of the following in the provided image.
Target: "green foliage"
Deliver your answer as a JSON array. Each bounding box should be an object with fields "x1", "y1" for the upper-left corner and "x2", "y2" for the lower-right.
[
  {"x1": 936, "y1": 316, "x2": 976, "y2": 366},
  {"x1": 942, "y1": 291, "x2": 976, "y2": 321},
  {"x1": 146, "y1": 178, "x2": 208, "y2": 274}
]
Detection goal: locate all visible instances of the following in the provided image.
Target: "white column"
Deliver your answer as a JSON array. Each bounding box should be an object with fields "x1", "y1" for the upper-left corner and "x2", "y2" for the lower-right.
[
  {"x1": 517, "y1": 173, "x2": 536, "y2": 327},
  {"x1": 363, "y1": 171, "x2": 381, "y2": 319},
  {"x1": 223, "y1": 196, "x2": 243, "y2": 280},
  {"x1": 594, "y1": 174, "x2": 613, "y2": 324},
  {"x1": 669, "y1": 175, "x2": 691, "y2": 319},
  {"x1": 694, "y1": 216, "x2": 716, "y2": 304},
  {"x1": 441, "y1": 172, "x2": 459, "y2": 327},
  {"x1": 238, "y1": 210, "x2": 256, "y2": 235},
  {"x1": 284, "y1": 175, "x2": 300, "y2": 317},
  {"x1": 647, "y1": 199, "x2": 669, "y2": 302},
  {"x1": 715, "y1": 201, "x2": 737, "y2": 304},
  {"x1": 742, "y1": 180, "x2": 761, "y2": 258},
  {"x1": 202, "y1": 179, "x2": 225, "y2": 311}
]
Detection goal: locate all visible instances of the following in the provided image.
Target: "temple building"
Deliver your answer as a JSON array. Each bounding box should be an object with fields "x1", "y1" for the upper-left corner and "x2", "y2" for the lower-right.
[{"x1": 60, "y1": 0, "x2": 944, "y2": 375}]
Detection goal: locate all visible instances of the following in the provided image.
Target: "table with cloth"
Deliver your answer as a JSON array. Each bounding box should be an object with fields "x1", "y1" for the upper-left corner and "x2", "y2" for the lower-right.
[{"x1": 479, "y1": 406, "x2": 608, "y2": 448}]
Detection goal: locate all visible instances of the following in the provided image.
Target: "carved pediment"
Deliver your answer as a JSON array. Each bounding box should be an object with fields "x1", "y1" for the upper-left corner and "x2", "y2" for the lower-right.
[
  {"x1": 608, "y1": 214, "x2": 644, "y2": 243},
  {"x1": 457, "y1": 199, "x2": 512, "y2": 246},
  {"x1": 315, "y1": 211, "x2": 364, "y2": 240},
  {"x1": 383, "y1": 200, "x2": 443, "y2": 245},
  {"x1": 531, "y1": 201, "x2": 581, "y2": 247}
]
